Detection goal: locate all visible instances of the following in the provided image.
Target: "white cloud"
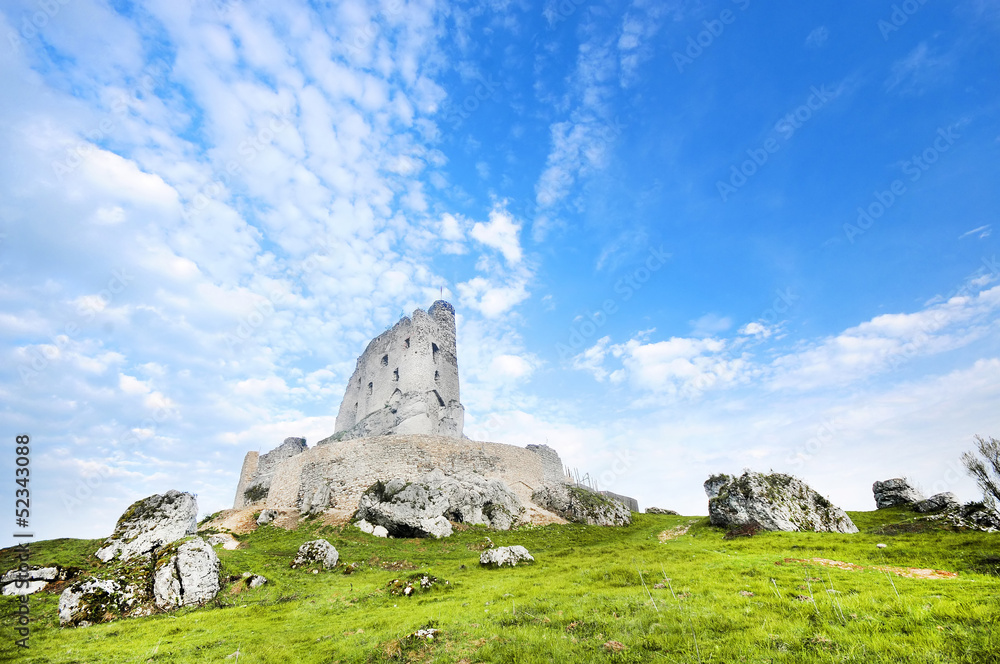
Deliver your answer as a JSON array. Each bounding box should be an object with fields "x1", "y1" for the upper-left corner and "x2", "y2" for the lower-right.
[
  {"x1": 470, "y1": 203, "x2": 523, "y2": 265},
  {"x1": 884, "y1": 42, "x2": 953, "y2": 95},
  {"x1": 805, "y1": 26, "x2": 829, "y2": 48},
  {"x1": 690, "y1": 313, "x2": 732, "y2": 337},
  {"x1": 457, "y1": 275, "x2": 530, "y2": 318},
  {"x1": 958, "y1": 224, "x2": 992, "y2": 240}
]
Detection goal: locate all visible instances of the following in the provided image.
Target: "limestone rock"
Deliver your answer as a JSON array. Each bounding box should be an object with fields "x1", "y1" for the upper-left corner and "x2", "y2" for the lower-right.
[
  {"x1": 872, "y1": 478, "x2": 923, "y2": 509},
  {"x1": 354, "y1": 519, "x2": 390, "y2": 537},
  {"x1": 645, "y1": 507, "x2": 680, "y2": 515},
  {"x1": 2, "y1": 580, "x2": 47, "y2": 596},
  {"x1": 247, "y1": 574, "x2": 267, "y2": 589},
  {"x1": 357, "y1": 469, "x2": 523, "y2": 538},
  {"x1": 480, "y1": 545, "x2": 534, "y2": 567},
  {"x1": 1, "y1": 566, "x2": 67, "y2": 596},
  {"x1": 531, "y1": 484, "x2": 631, "y2": 526},
  {"x1": 705, "y1": 471, "x2": 858, "y2": 534},
  {"x1": 914, "y1": 492, "x2": 959, "y2": 513},
  {"x1": 704, "y1": 475, "x2": 730, "y2": 500},
  {"x1": 256, "y1": 509, "x2": 278, "y2": 525},
  {"x1": 95, "y1": 490, "x2": 198, "y2": 563},
  {"x1": 58, "y1": 578, "x2": 144, "y2": 627},
  {"x1": 152, "y1": 537, "x2": 221, "y2": 610},
  {"x1": 292, "y1": 539, "x2": 339, "y2": 569}
]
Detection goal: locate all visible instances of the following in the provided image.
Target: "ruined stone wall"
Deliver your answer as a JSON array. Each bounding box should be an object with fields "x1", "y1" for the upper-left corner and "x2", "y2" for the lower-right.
[
  {"x1": 232, "y1": 452, "x2": 259, "y2": 510},
  {"x1": 235, "y1": 434, "x2": 566, "y2": 514},
  {"x1": 233, "y1": 437, "x2": 306, "y2": 508},
  {"x1": 333, "y1": 301, "x2": 463, "y2": 439}
]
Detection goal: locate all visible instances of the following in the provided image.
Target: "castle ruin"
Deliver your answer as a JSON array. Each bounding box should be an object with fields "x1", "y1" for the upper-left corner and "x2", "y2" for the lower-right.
[
  {"x1": 230, "y1": 300, "x2": 638, "y2": 520},
  {"x1": 332, "y1": 300, "x2": 464, "y2": 440}
]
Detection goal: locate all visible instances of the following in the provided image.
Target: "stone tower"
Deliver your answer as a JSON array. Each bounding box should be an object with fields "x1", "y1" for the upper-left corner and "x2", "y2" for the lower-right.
[{"x1": 330, "y1": 301, "x2": 464, "y2": 440}]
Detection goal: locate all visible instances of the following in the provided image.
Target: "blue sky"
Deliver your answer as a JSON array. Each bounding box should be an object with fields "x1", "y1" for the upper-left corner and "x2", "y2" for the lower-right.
[{"x1": 2, "y1": 0, "x2": 999, "y2": 545}]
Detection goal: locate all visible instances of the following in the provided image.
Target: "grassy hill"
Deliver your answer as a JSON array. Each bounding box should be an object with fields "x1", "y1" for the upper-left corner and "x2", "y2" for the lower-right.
[{"x1": 1, "y1": 507, "x2": 997, "y2": 663}]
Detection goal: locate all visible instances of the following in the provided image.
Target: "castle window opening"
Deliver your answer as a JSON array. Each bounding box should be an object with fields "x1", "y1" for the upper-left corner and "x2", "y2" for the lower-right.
[
  {"x1": 434, "y1": 370, "x2": 439, "y2": 381},
  {"x1": 381, "y1": 354, "x2": 388, "y2": 367},
  {"x1": 367, "y1": 382, "x2": 373, "y2": 395},
  {"x1": 393, "y1": 368, "x2": 399, "y2": 381},
  {"x1": 432, "y1": 342, "x2": 439, "y2": 361},
  {"x1": 404, "y1": 337, "x2": 410, "y2": 348}
]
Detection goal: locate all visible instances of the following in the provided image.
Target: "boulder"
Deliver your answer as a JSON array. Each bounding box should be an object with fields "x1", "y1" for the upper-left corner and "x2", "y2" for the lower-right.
[
  {"x1": 0, "y1": 566, "x2": 66, "y2": 596},
  {"x1": 292, "y1": 539, "x2": 339, "y2": 569},
  {"x1": 357, "y1": 469, "x2": 523, "y2": 538},
  {"x1": 355, "y1": 519, "x2": 375, "y2": 534},
  {"x1": 372, "y1": 525, "x2": 388, "y2": 538},
  {"x1": 58, "y1": 578, "x2": 145, "y2": 627},
  {"x1": 256, "y1": 509, "x2": 278, "y2": 525},
  {"x1": 152, "y1": 537, "x2": 221, "y2": 610},
  {"x1": 872, "y1": 478, "x2": 923, "y2": 509},
  {"x1": 95, "y1": 490, "x2": 198, "y2": 563},
  {"x1": 480, "y1": 545, "x2": 534, "y2": 567},
  {"x1": 914, "y1": 492, "x2": 959, "y2": 513},
  {"x1": 705, "y1": 471, "x2": 858, "y2": 534},
  {"x1": 247, "y1": 574, "x2": 268, "y2": 589},
  {"x1": 645, "y1": 507, "x2": 680, "y2": 515},
  {"x1": 531, "y1": 484, "x2": 631, "y2": 526}
]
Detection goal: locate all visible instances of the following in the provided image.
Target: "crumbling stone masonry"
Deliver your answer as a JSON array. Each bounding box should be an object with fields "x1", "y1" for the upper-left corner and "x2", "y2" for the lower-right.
[{"x1": 332, "y1": 301, "x2": 464, "y2": 440}]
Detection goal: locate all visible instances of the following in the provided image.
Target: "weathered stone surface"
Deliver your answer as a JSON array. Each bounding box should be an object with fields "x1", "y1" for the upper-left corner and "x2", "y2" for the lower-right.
[
  {"x1": 531, "y1": 484, "x2": 631, "y2": 526},
  {"x1": 332, "y1": 301, "x2": 465, "y2": 440},
  {"x1": 354, "y1": 519, "x2": 390, "y2": 537},
  {"x1": 239, "y1": 438, "x2": 309, "y2": 507},
  {"x1": 872, "y1": 478, "x2": 923, "y2": 509},
  {"x1": 96, "y1": 490, "x2": 198, "y2": 563},
  {"x1": 480, "y1": 545, "x2": 534, "y2": 567},
  {"x1": 357, "y1": 469, "x2": 524, "y2": 538},
  {"x1": 256, "y1": 509, "x2": 278, "y2": 525},
  {"x1": 1, "y1": 566, "x2": 66, "y2": 596},
  {"x1": 705, "y1": 471, "x2": 858, "y2": 534},
  {"x1": 292, "y1": 539, "x2": 339, "y2": 569},
  {"x1": 247, "y1": 574, "x2": 267, "y2": 589},
  {"x1": 645, "y1": 507, "x2": 680, "y2": 515},
  {"x1": 153, "y1": 537, "x2": 221, "y2": 610},
  {"x1": 2, "y1": 580, "x2": 47, "y2": 596},
  {"x1": 58, "y1": 578, "x2": 144, "y2": 626},
  {"x1": 920, "y1": 501, "x2": 999, "y2": 531},
  {"x1": 914, "y1": 492, "x2": 959, "y2": 513},
  {"x1": 232, "y1": 434, "x2": 567, "y2": 527},
  {"x1": 704, "y1": 475, "x2": 729, "y2": 500}
]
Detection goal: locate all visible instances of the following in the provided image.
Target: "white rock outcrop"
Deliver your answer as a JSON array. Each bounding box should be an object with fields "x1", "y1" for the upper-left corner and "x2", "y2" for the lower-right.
[
  {"x1": 480, "y1": 545, "x2": 534, "y2": 567},
  {"x1": 356, "y1": 469, "x2": 523, "y2": 538},
  {"x1": 531, "y1": 484, "x2": 631, "y2": 526},
  {"x1": 1, "y1": 566, "x2": 63, "y2": 596},
  {"x1": 152, "y1": 537, "x2": 221, "y2": 610},
  {"x1": 914, "y1": 492, "x2": 959, "y2": 513},
  {"x1": 58, "y1": 578, "x2": 144, "y2": 626},
  {"x1": 95, "y1": 490, "x2": 198, "y2": 562},
  {"x1": 872, "y1": 478, "x2": 923, "y2": 509},
  {"x1": 292, "y1": 539, "x2": 339, "y2": 569},
  {"x1": 705, "y1": 471, "x2": 858, "y2": 534}
]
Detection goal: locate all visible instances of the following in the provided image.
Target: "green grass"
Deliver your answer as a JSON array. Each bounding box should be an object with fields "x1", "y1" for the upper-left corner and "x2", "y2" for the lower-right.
[{"x1": 1, "y1": 509, "x2": 997, "y2": 663}]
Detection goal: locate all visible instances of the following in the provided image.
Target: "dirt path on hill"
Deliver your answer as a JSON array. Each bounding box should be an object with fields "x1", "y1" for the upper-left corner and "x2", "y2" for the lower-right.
[{"x1": 778, "y1": 557, "x2": 958, "y2": 579}]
